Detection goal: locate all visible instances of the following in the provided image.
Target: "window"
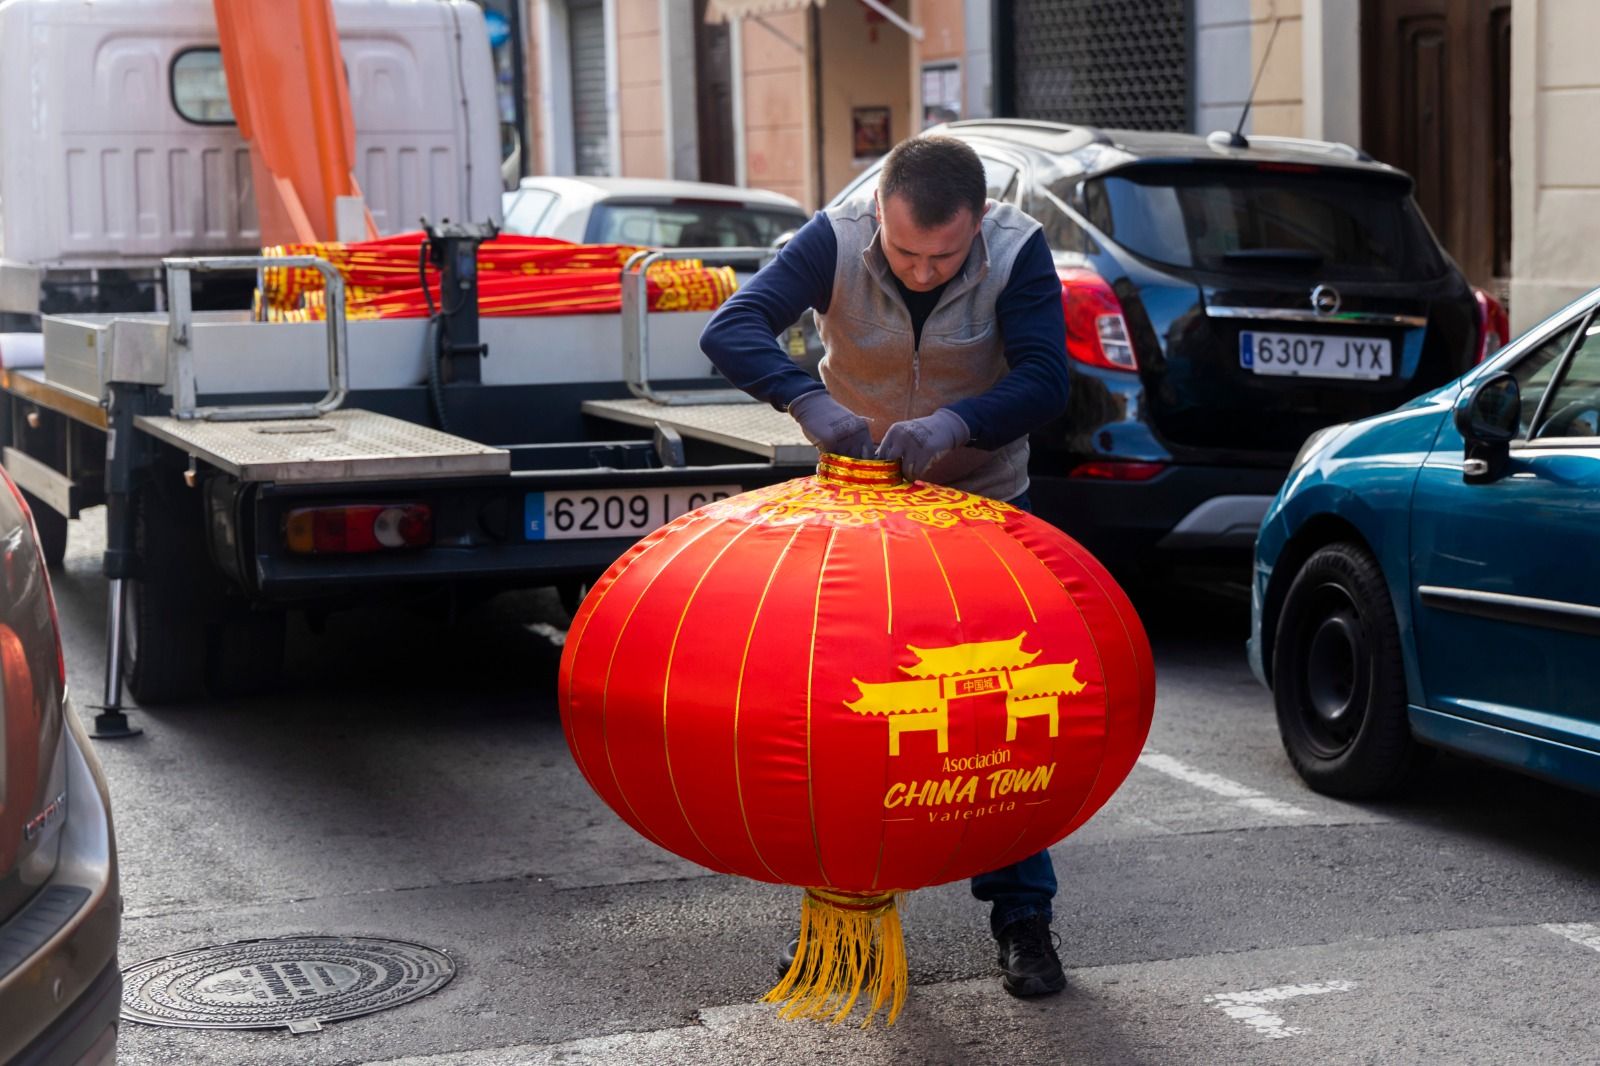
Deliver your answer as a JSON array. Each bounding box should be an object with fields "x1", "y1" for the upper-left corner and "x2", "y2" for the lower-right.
[
  {"x1": 503, "y1": 189, "x2": 559, "y2": 236},
  {"x1": 1529, "y1": 315, "x2": 1600, "y2": 441},
  {"x1": 832, "y1": 155, "x2": 1019, "y2": 208},
  {"x1": 172, "y1": 49, "x2": 234, "y2": 125},
  {"x1": 1021, "y1": 186, "x2": 1099, "y2": 255},
  {"x1": 1077, "y1": 165, "x2": 1449, "y2": 282},
  {"x1": 585, "y1": 203, "x2": 806, "y2": 249},
  {"x1": 921, "y1": 64, "x2": 961, "y2": 129},
  {"x1": 1510, "y1": 322, "x2": 1580, "y2": 437},
  {"x1": 983, "y1": 159, "x2": 1020, "y2": 204}
]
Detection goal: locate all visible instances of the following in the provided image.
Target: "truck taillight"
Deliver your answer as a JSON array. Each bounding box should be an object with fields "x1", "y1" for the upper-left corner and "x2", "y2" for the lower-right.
[
  {"x1": 1474, "y1": 287, "x2": 1510, "y2": 364},
  {"x1": 1059, "y1": 268, "x2": 1137, "y2": 371},
  {"x1": 285, "y1": 504, "x2": 433, "y2": 555}
]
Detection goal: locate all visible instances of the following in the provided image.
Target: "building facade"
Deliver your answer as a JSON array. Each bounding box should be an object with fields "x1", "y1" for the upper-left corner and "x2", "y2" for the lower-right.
[
  {"x1": 521, "y1": 0, "x2": 998, "y2": 209},
  {"x1": 517, "y1": 0, "x2": 1595, "y2": 331}
]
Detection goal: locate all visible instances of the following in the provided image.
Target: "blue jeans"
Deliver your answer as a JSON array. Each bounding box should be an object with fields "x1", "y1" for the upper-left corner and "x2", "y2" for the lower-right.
[{"x1": 971, "y1": 487, "x2": 1056, "y2": 934}]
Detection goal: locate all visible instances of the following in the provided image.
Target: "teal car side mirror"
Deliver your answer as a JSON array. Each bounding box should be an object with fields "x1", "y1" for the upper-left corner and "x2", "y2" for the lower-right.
[{"x1": 1454, "y1": 372, "x2": 1520, "y2": 483}]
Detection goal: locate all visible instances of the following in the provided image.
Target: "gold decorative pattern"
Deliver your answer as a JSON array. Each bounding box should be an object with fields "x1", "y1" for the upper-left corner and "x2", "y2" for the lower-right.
[{"x1": 703, "y1": 477, "x2": 1016, "y2": 530}]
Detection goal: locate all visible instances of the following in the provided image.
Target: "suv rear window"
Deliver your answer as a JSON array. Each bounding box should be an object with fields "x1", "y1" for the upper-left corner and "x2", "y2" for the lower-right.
[
  {"x1": 1077, "y1": 165, "x2": 1448, "y2": 282},
  {"x1": 585, "y1": 202, "x2": 806, "y2": 249}
]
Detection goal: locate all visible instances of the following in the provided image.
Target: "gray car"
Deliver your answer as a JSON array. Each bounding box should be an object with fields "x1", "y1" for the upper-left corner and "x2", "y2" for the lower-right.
[{"x1": 0, "y1": 467, "x2": 119, "y2": 1066}]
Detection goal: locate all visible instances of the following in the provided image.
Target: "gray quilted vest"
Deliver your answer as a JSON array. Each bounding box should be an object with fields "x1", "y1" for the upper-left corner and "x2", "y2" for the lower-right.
[{"x1": 816, "y1": 198, "x2": 1042, "y2": 501}]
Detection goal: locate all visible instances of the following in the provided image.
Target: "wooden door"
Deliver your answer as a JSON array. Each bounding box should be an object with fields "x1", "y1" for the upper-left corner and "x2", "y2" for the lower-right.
[
  {"x1": 694, "y1": 0, "x2": 736, "y2": 185},
  {"x1": 1362, "y1": 0, "x2": 1512, "y2": 297}
]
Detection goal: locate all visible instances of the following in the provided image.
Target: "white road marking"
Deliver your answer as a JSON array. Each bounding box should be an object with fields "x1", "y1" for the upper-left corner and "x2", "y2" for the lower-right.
[
  {"x1": 1204, "y1": 979, "x2": 1356, "y2": 1040},
  {"x1": 1542, "y1": 922, "x2": 1600, "y2": 951},
  {"x1": 526, "y1": 622, "x2": 568, "y2": 647},
  {"x1": 1138, "y1": 750, "x2": 1314, "y2": 818}
]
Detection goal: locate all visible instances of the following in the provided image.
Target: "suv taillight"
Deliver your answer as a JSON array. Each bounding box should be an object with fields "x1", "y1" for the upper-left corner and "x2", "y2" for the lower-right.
[
  {"x1": 1474, "y1": 288, "x2": 1509, "y2": 364},
  {"x1": 1059, "y1": 269, "x2": 1137, "y2": 371},
  {"x1": 0, "y1": 469, "x2": 65, "y2": 688}
]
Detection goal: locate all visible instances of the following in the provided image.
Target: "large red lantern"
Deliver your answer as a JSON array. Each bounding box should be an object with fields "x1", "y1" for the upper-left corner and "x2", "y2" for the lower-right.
[{"x1": 559, "y1": 456, "x2": 1154, "y2": 1024}]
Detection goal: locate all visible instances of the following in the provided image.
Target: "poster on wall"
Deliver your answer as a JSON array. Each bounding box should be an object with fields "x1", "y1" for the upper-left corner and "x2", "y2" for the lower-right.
[{"x1": 852, "y1": 106, "x2": 892, "y2": 159}]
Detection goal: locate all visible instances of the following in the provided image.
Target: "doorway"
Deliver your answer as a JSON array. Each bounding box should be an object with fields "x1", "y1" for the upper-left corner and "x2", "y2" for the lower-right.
[
  {"x1": 1362, "y1": 0, "x2": 1512, "y2": 298},
  {"x1": 694, "y1": 0, "x2": 736, "y2": 185},
  {"x1": 569, "y1": 0, "x2": 610, "y2": 176}
]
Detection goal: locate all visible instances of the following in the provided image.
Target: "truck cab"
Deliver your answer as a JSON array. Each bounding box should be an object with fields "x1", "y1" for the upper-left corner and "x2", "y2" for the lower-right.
[{"x1": 0, "y1": 0, "x2": 502, "y2": 325}]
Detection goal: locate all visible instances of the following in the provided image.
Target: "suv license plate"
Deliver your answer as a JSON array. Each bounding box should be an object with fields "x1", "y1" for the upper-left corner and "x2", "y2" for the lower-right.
[
  {"x1": 526, "y1": 486, "x2": 739, "y2": 541},
  {"x1": 1240, "y1": 331, "x2": 1392, "y2": 380}
]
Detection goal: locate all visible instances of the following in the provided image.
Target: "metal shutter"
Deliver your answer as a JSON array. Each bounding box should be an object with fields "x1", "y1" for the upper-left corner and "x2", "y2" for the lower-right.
[
  {"x1": 1009, "y1": 0, "x2": 1190, "y2": 130},
  {"x1": 569, "y1": 0, "x2": 610, "y2": 176}
]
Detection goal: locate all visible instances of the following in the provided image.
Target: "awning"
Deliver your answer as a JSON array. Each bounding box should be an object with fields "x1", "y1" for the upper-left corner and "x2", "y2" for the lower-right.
[
  {"x1": 705, "y1": 0, "x2": 823, "y2": 21},
  {"x1": 706, "y1": 0, "x2": 922, "y2": 40}
]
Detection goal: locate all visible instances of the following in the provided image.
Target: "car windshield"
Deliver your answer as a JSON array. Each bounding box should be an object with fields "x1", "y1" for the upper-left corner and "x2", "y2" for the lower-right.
[
  {"x1": 586, "y1": 202, "x2": 806, "y2": 248},
  {"x1": 1075, "y1": 164, "x2": 1449, "y2": 281},
  {"x1": 503, "y1": 188, "x2": 558, "y2": 234},
  {"x1": 832, "y1": 155, "x2": 1021, "y2": 208}
]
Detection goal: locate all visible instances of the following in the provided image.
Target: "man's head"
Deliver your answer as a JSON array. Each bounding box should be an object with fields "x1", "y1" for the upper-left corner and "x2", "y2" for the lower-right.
[{"x1": 875, "y1": 135, "x2": 988, "y2": 292}]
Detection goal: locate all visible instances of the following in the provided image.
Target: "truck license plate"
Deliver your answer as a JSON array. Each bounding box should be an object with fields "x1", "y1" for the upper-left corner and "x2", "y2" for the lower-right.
[
  {"x1": 1239, "y1": 331, "x2": 1392, "y2": 380},
  {"x1": 525, "y1": 486, "x2": 739, "y2": 541}
]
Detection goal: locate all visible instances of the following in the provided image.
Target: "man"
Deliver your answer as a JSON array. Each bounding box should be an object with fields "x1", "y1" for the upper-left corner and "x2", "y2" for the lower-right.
[{"x1": 700, "y1": 134, "x2": 1072, "y2": 997}]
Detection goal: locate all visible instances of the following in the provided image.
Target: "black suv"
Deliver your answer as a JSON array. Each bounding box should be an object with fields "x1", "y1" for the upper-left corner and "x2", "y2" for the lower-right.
[{"x1": 828, "y1": 120, "x2": 1496, "y2": 577}]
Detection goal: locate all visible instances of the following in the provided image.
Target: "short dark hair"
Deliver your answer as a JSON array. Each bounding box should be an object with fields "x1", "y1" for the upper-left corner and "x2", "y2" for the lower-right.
[{"x1": 878, "y1": 135, "x2": 986, "y2": 229}]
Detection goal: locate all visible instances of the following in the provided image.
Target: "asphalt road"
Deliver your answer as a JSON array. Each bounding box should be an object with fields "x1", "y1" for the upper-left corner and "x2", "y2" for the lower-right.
[{"x1": 48, "y1": 511, "x2": 1600, "y2": 1066}]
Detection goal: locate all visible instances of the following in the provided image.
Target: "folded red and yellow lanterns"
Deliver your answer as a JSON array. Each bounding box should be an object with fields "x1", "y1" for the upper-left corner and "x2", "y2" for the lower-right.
[
  {"x1": 257, "y1": 234, "x2": 737, "y2": 321},
  {"x1": 558, "y1": 456, "x2": 1155, "y2": 1025}
]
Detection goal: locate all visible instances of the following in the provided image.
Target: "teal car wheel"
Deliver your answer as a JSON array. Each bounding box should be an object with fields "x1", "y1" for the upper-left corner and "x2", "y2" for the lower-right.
[{"x1": 1272, "y1": 543, "x2": 1422, "y2": 798}]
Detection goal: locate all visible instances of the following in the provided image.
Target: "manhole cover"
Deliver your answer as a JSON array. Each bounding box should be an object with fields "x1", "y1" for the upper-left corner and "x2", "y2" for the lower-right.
[{"x1": 121, "y1": 936, "x2": 455, "y2": 1033}]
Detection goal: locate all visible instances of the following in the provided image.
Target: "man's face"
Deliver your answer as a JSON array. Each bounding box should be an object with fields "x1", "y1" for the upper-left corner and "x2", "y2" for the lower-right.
[{"x1": 875, "y1": 191, "x2": 983, "y2": 292}]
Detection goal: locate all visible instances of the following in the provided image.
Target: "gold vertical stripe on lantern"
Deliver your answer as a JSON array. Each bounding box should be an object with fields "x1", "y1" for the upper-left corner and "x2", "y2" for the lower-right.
[
  {"x1": 805, "y1": 528, "x2": 839, "y2": 889},
  {"x1": 731, "y1": 527, "x2": 804, "y2": 884},
  {"x1": 661, "y1": 523, "x2": 760, "y2": 869}
]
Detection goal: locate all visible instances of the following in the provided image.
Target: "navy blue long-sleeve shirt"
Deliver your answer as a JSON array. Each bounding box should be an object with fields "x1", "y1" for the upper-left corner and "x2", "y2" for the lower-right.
[{"x1": 699, "y1": 211, "x2": 1070, "y2": 451}]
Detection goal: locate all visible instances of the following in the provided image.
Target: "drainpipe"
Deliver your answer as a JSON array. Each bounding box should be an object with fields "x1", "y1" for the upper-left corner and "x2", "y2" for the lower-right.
[{"x1": 811, "y1": 3, "x2": 825, "y2": 208}]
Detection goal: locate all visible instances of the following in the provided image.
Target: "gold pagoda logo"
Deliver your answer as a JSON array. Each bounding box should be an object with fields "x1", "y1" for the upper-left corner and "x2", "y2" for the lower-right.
[{"x1": 847, "y1": 634, "x2": 1086, "y2": 756}]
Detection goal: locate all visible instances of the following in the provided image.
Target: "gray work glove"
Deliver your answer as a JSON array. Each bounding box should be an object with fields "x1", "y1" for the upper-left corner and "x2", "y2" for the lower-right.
[
  {"x1": 787, "y1": 389, "x2": 874, "y2": 459},
  {"x1": 875, "y1": 408, "x2": 971, "y2": 480}
]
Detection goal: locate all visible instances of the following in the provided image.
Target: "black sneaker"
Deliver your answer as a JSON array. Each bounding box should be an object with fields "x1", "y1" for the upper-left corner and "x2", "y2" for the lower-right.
[
  {"x1": 777, "y1": 934, "x2": 800, "y2": 976},
  {"x1": 994, "y1": 914, "x2": 1066, "y2": 997},
  {"x1": 777, "y1": 933, "x2": 877, "y2": 978}
]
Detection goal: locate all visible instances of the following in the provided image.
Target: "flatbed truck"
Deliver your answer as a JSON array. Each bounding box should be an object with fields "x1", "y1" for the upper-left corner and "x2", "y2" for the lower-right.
[{"x1": 1, "y1": 242, "x2": 813, "y2": 721}]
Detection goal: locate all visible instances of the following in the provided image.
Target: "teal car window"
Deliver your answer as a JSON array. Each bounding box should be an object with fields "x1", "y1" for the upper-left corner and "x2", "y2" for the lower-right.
[
  {"x1": 1532, "y1": 318, "x2": 1600, "y2": 440},
  {"x1": 1511, "y1": 321, "x2": 1581, "y2": 436}
]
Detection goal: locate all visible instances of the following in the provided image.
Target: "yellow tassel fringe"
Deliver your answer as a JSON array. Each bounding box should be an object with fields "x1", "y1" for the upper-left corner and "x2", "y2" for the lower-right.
[{"x1": 764, "y1": 888, "x2": 909, "y2": 1027}]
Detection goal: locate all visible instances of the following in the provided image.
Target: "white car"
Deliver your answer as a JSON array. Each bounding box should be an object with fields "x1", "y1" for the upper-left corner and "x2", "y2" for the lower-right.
[{"x1": 500, "y1": 177, "x2": 807, "y2": 257}]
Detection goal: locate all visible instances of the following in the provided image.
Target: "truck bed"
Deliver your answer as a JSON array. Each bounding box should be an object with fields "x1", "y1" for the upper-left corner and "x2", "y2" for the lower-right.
[
  {"x1": 581, "y1": 397, "x2": 813, "y2": 465},
  {"x1": 134, "y1": 409, "x2": 510, "y2": 483}
]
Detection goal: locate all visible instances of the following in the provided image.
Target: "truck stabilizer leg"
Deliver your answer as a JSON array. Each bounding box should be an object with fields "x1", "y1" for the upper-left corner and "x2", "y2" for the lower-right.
[{"x1": 92, "y1": 385, "x2": 142, "y2": 739}]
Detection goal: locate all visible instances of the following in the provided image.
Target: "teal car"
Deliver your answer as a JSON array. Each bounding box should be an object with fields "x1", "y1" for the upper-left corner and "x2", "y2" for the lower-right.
[{"x1": 1250, "y1": 288, "x2": 1600, "y2": 798}]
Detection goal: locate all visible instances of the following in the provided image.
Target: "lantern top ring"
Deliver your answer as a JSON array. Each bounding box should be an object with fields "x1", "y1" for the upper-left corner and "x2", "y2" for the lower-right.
[{"x1": 817, "y1": 454, "x2": 908, "y2": 489}]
